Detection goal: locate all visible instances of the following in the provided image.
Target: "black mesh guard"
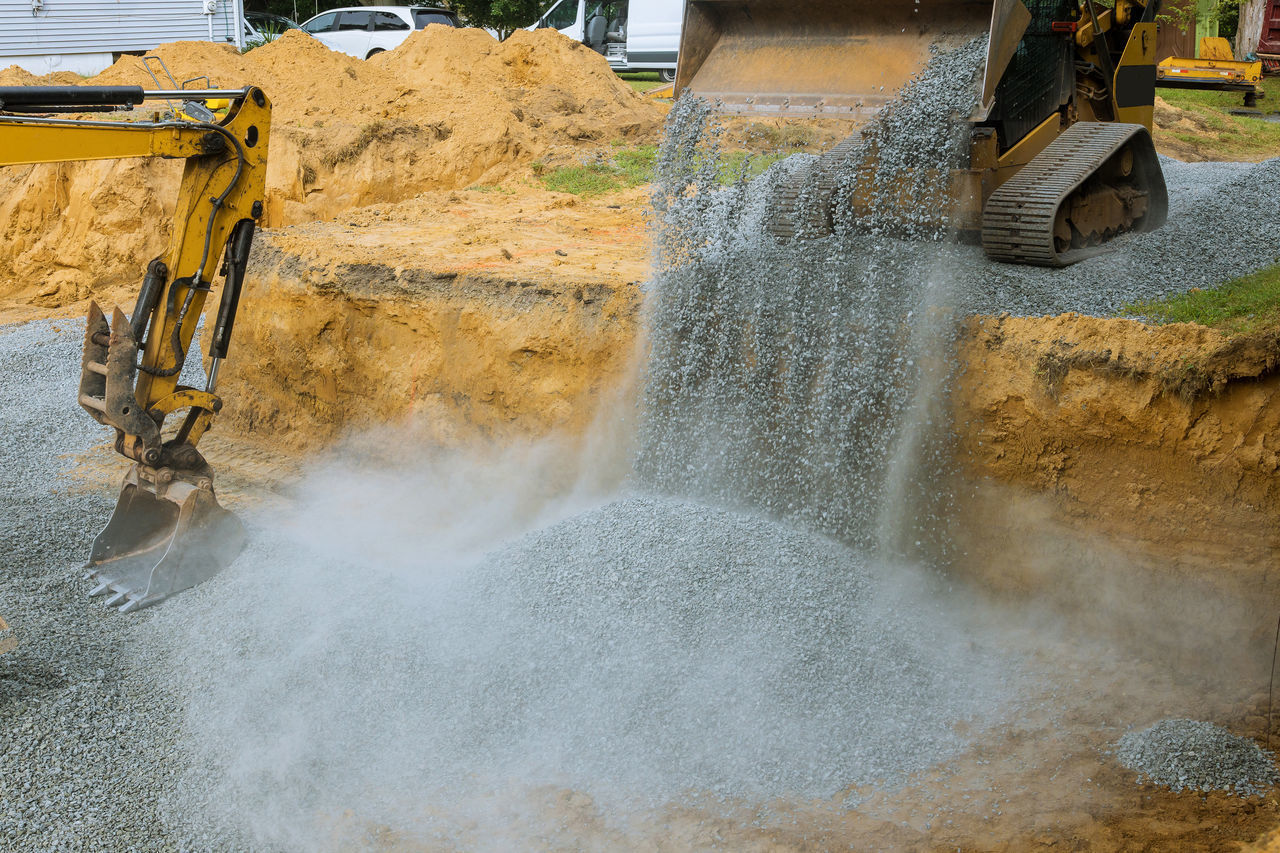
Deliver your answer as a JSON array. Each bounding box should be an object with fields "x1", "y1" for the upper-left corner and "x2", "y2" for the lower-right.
[{"x1": 985, "y1": 0, "x2": 1077, "y2": 151}]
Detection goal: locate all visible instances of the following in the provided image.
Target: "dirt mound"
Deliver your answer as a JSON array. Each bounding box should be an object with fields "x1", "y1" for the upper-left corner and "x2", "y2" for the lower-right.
[
  {"x1": 0, "y1": 64, "x2": 82, "y2": 86},
  {"x1": 0, "y1": 27, "x2": 664, "y2": 306},
  {"x1": 1153, "y1": 95, "x2": 1218, "y2": 162}
]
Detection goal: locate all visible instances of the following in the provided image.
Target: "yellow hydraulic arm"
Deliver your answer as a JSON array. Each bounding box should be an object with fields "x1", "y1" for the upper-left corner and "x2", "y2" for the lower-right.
[{"x1": 0, "y1": 84, "x2": 271, "y2": 612}]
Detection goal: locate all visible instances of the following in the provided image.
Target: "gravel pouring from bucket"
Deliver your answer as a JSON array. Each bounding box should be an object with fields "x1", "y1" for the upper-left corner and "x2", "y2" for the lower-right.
[
  {"x1": 675, "y1": 0, "x2": 994, "y2": 117},
  {"x1": 86, "y1": 464, "x2": 245, "y2": 613}
]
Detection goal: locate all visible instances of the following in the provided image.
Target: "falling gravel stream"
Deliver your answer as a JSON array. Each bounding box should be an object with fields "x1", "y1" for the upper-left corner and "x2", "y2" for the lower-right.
[{"x1": 2, "y1": 40, "x2": 1280, "y2": 851}]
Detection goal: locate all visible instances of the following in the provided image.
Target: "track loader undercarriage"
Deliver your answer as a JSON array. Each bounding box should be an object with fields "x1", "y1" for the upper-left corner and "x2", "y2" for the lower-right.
[
  {"x1": 0, "y1": 84, "x2": 270, "y2": 611},
  {"x1": 677, "y1": 0, "x2": 1170, "y2": 265}
]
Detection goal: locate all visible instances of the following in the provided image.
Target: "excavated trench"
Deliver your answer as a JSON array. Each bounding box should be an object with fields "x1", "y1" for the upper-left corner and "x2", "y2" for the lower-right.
[
  {"x1": 168, "y1": 201, "x2": 1280, "y2": 851},
  {"x1": 3, "y1": 28, "x2": 1280, "y2": 853}
]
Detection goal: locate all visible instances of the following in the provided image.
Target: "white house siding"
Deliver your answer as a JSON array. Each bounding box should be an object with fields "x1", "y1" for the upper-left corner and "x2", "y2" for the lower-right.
[{"x1": 0, "y1": 0, "x2": 243, "y2": 75}]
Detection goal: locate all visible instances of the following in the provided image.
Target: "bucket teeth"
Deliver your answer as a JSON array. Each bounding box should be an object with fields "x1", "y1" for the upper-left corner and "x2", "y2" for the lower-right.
[{"x1": 85, "y1": 464, "x2": 245, "y2": 614}]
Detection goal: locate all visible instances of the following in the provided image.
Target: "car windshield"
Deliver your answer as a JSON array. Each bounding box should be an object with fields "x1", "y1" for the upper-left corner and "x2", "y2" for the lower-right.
[
  {"x1": 412, "y1": 10, "x2": 457, "y2": 28},
  {"x1": 302, "y1": 12, "x2": 338, "y2": 33},
  {"x1": 542, "y1": 1, "x2": 577, "y2": 29}
]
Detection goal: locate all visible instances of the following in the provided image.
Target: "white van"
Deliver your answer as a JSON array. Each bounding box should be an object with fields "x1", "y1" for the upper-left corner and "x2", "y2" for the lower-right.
[{"x1": 533, "y1": 0, "x2": 681, "y2": 82}]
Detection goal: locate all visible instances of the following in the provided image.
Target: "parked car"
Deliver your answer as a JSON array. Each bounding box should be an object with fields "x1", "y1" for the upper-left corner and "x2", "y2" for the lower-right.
[
  {"x1": 244, "y1": 12, "x2": 300, "y2": 45},
  {"x1": 299, "y1": 5, "x2": 460, "y2": 59}
]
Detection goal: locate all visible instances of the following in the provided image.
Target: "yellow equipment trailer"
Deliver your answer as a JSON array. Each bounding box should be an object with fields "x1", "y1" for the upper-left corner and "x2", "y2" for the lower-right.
[
  {"x1": 1156, "y1": 37, "x2": 1264, "y2": 107},
  {"x1": 677, "y1": 0, "x2": 1170, "y2": 266},
  {"x1": 0, "y1": 84, "x2": 270, "y2": 612}
]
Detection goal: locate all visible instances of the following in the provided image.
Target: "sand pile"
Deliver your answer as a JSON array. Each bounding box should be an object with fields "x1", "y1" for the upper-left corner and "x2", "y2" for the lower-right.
[{"x1": 0, "y1": 27, "x2": 663, "y2": 305}]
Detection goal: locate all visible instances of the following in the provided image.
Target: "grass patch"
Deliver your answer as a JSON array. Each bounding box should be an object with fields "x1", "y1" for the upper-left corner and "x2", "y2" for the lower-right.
[
  {"x1": 1159, "y1": 75, "x2": 1280, "y2": 112},
  {"x1": 541, "y1": 144, "x2": 801, "y2": 196},
  {"x1": 617, "y1": 71, "x2": 669, "y2": 94},
  {"x1": 1123, "y1": 263, "x2": 1280, "y2": 334},
  {"x1": 720, "y1": 150, "x2": 792, "y2": 181},
  {"x1": 540, "y1": 145, "x2": 658, "y2": 196},
  {"x1": 1157, "y1": 76, "x2": 1280, "y2": 160}
]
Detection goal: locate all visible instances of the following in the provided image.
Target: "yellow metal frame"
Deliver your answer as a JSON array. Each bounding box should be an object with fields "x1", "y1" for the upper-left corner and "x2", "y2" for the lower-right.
[{"x1": 0, "y1": 91, "x2": 270, "y2": 459}]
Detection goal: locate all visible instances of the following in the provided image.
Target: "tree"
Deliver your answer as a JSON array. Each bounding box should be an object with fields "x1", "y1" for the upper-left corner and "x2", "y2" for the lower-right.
[{"x1": 448, "y1": 0, "x2": 551, "y2": 38}]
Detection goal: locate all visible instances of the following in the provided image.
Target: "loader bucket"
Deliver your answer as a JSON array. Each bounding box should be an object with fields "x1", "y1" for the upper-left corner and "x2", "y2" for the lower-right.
[
  {"x1": 676, "y1": 0, "x2": 997, "y2": 117},
  {"x1": 86, "y1": 465, "x2": 245, "y2": 613}
]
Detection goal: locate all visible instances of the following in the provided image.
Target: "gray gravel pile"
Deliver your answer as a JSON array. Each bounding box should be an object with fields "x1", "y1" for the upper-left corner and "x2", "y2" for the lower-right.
[
  {"x1": 0, "y1": 320, "x2": 178, "y2": 850},
  {"x1": 133, "y1": 494, "x2": 1011, "y2": 848},
  {"x1": 1116, "y1": 719, "x2": 1280, "y2": 796}
]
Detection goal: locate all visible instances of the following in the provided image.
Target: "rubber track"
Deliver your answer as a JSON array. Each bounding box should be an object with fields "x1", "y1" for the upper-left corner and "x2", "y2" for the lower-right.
[
  {"x1": 767, "y1": 135, "x2": 863, "y2": 241},
  {"x1": 981, "y1": 121, "x2": 1149, "y2": 267}
]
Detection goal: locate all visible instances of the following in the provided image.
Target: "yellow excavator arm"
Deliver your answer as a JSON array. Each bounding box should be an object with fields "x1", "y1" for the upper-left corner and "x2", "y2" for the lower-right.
[{"x1": 0, "y1": 85, "x2": 271, "y2": 612}]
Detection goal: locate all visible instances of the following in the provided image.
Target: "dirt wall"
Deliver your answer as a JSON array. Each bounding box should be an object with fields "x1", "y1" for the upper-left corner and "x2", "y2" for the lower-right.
[
  {"x1": 214, "y1": 235, "x2": 641, "y2": 450},
  {"x1": 951, "y1": 313, "x2": 1280, "y2": 672}
]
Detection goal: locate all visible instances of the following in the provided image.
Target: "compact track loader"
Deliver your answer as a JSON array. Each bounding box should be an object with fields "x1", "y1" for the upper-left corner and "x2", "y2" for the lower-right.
[
  {"x1": 677, "y1": 0, "x2": 1169, "y2": 266},
  {"x1": 0, "y1": 84, "x2": 270, "y2": 612}
]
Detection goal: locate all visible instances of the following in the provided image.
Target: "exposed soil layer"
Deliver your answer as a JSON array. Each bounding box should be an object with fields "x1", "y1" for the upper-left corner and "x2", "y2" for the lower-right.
[
  {"x1": 215, "y1": 187, "x2": 646, "y2": 448},
  {"x1": 956, "y1": 314, "x2": 1279, "y2": 567},
  {"x1": 952, "y1": 313, "x2": 1280, "y2": 740}
]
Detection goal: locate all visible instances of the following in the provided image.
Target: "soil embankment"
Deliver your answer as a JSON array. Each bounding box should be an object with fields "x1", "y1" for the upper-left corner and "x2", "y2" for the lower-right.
[
  {"x1": 956, "y1": 314, "x2": 1279, "y2": 564},
  {"x1": 220, "y1": 193, "x2": 644, "y2": 447},
  {"x1": 952, "y1": 314, "x2": 1280, "y2": 700}
]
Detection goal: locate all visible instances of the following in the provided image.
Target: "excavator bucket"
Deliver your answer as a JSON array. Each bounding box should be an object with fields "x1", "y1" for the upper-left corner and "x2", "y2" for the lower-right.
[
  {"x1": 86, "y1": 465, "x2": 245, "y2": 613},
  {"x1": 675, "y1": 0, "x2": 999, "y2": 117}
]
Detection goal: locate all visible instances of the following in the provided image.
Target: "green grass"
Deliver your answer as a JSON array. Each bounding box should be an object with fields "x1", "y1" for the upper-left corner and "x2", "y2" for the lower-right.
[
  {"x1": 1158, "y1": 76, "x2": 1280, "y2": 160},
  {"x1": 719, "y1": 150, "x2": 792, "y2": 181},
  {"x1": 538, "y1": 144, "x2": 798, "y2": 196},
  {"x1": 617, "y1": 71, "x2": 669, "y2": 94},
  {"x1": 1123, "y1": 263, "x2": 1280, "y2": 334},
  {"x1": 1159, "y1": 75, "x2": 1280, "y2": 112},
  {"x1": 540, "y1": 145, "x2": 658, "y2": 196}
]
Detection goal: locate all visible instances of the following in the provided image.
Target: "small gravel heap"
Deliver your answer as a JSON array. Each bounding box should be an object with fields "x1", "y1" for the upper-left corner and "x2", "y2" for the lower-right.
[{"x1": 1116, "y1": 719, "x2": 1280, "y2": 796}]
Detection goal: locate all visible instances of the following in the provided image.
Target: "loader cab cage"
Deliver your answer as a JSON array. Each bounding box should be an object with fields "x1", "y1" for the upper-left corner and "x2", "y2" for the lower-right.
[{"x1": 984, "y1": 0, "x2": 1077, "y2": 151}]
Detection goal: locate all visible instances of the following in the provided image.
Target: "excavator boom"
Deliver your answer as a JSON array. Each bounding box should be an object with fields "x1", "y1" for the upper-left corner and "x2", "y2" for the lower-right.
[{"x1": 0, "y1": 84, "x2": 270, "y2": 611}]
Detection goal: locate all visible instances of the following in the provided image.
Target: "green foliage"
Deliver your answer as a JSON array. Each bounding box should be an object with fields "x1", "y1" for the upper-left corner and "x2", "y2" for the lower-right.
[
  {"x1": 1124, "y1": 264, "x2": 1280, "y2": 334},
  {"x1": 1212, "y1": 0, "x2": 1241, "y2": 40},
  {"x1": 448, "y1": 0, "x2": 550, "y2": 37},
  {"x1": 242, "y1": 21, "x2": 286, "y2": 53}
]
